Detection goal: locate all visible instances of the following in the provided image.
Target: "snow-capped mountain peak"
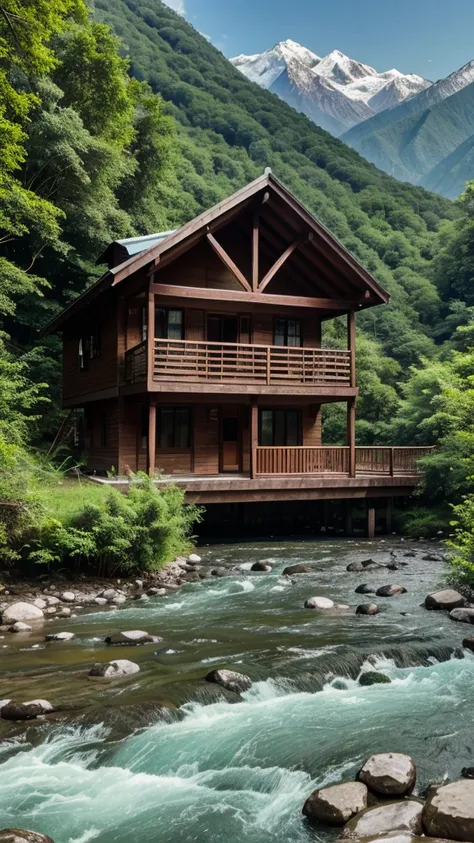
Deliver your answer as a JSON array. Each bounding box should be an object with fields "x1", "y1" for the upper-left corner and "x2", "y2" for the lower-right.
[{"x1": 231, "y1": 40, "x2": 432, "y2": 136}]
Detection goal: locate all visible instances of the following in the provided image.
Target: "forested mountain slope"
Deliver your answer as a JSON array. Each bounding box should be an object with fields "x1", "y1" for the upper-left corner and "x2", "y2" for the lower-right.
[
  {"x1": 342, "y1": 80, "x2": 474, "y2": 189},
  {"x1": 423, "y1": 133, "x2": 474, "y2": 199},
  {"x1": 92, "y1": 0, "x2": 456, "y2": 379}
]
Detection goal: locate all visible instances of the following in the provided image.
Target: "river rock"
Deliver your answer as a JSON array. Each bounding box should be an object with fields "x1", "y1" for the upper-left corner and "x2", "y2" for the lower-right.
[
  {"x1": 188, "y1": 553, "x2": 202, "y2": 563},
  {"x1": 25, "y1": 699, "x2": 54, "y2": 713},
  {"x1": 462, "y1": 768, "x2": 474, "y2": 779},
  {"x1": 359, "y1": 672, "x2": 391, "y2": 686},
  {"x1": 60, "y1": 592, "x2": 75, "y2": 603},
  {"x1": 105, "y1": 630, "x2": 162, "y2": 646},
  {"x1": 355, "y1": 584, "x2": 376, "y2": 595},
  {"x1": 305, "y1": 596, "x2": 335, "y2": 610},
  {"x1": 463, "y1": 638, "x2": 474, "y2": 653},
  {"x1": 33, "y1": 598, "x2": 47, "y2": 610},
  {"x1": 2, "y1": 603, "x2": 44, "y2": 624},
  {"x1": 303, "y1": 782, "x2": 369, "y2": 825},
  {"x1": 205, "y1": 669, "x2": 251, "y2": 693},
  {"x1": 423, "y1": 780, "x2": 474, "y2": 841},
  {"x1": 45, "y1": 596, "x2": 60, "y2": 607},
  {"x1": 112, "y1": 595, "x2": 127, "y2": 605},
  {"x1": 10, "y1": 621, "x2": 32, "y2": 632},
  {"x1": 93, "y1": 597, "x2": 107, "y2": 606},
  {"x1": 1, "y1": 701, "x2": 51, "y2": 720},
  {"x1": 89, "y1": 659, "x2": 140, "y2": 678},
  {"x1": 100, "y1": 589, "x2": 117, "y2": 601},
  {"x1": 449, "y1": 608, "x2": 474, "y2": 624},
  {"x1": 147, "y1": 588, "x2": 167, "y2": 597},
  {"x1": 283, "y1": 564, "x2": 312, "y2": 575},
  {"x1": 251, "y1": 561, "x2": 272, "y2": 572},
  {"x1": 57, "y1": 608, "x2": 71, "y2": 618},
  {"x1": 359, "y1": 753, "x2": 416, "y2": 796},
  {"x1": 376, "y1": 585, "x2": 407, "y2": 597},
  {"x1": 0, "y1": 829, "x2": 55, "y2": 843},
  {"x1": 356, "y1": 604, "x2": 380, "y2": 616},
  {"x1": 425, "y1": 590, "x2": 466, "y2": 611},
  {"x1": 45, "y1": 632, "x2": 75, "y2": 642},
  {"x1": 339, "y1": 799, "x2": 423, "y2": 839}
]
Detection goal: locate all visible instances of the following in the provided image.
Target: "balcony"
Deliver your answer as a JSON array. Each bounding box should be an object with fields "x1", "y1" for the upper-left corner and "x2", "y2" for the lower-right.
[
  {"x1": 124, "y1": 338, "x2": 352, "y2": 387},
  {"x1": 254, "y1": 446, "x2": 434, "y2": 476}
]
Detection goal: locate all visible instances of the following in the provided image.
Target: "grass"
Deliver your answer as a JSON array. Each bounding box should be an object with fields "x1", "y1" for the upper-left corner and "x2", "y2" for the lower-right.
[{"x1": 33, "y1": 475, "x2": 109, "y2": 524}]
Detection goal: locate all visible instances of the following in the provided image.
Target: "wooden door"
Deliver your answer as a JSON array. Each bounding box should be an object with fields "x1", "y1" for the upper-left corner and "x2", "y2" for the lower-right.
[{"x1": 220, "y1": 413, "x2": 241, "y2": 473}]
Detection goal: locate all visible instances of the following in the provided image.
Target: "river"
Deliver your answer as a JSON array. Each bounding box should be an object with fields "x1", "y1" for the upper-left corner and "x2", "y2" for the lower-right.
[{"x1": 0, "y1": 537, "x2": 471, "y2": 843}]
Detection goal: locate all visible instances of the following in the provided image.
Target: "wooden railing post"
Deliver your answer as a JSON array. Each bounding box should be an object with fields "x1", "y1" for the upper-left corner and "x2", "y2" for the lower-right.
[
  {"x1": 250, "y1": 398, "x2": 258, "y2": 479},
  {"x1": 347, "y1": 310, "x2": 356, "y2": 388},
  {"x1": 389, "y1": 447, "x2": 394, "y2": 477},
  {"x1": 266, "y1": 347, "x2": 271, "y2": 384}
]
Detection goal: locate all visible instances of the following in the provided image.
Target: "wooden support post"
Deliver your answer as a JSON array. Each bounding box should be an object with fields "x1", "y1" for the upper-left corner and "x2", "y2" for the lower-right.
[
  {"x1": 250, "y1": 398, "x2": 258, "y2": 480},
  {"x1": 147, "y1": 401, "x2": 156, "y2": 477},
  {"x1": 147, "y1": 286, "x2": 155, "y2": 391},
  {"x1": 347, "y1": 310, "x2": 356, "y2": 388},
  {"x1": 347, "y1": 398, "x2": 356, "y2": 477},
  {"x1": 389, "y1": 447, "x2": 394, "y2": 477},
  {"x1": 252, "y1": 213, "x2": 259, "y2": 292},
  {"x1": 386, "y1": 498, "x2": 393, "y2": 534},
  {"x1": 206, "y1": 231, "x2": 252, "y2": 292},
  {"x1": 367, "y1": 505, "x2": 375, "y2": 539}
]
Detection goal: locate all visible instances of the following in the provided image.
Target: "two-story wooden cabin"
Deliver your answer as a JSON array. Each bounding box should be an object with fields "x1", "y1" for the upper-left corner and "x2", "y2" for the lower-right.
[{"x1": 46, "y1": 171, "x2": 432, "y2": 522}]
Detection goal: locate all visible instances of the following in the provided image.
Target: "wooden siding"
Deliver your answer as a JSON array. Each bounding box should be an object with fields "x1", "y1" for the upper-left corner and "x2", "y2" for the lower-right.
[
  {"x1": 156, "y1": 240, "x2": 244, "y2": 293},
  {"x1": 193, "y1": 404, "x2": 220, "y2": 475},
  {"x1": 84, "y1": 399, "x2": 119, "y2": 472},
  {"x1": 63, "y1": 295, "x2": 118, "y2": 402}
]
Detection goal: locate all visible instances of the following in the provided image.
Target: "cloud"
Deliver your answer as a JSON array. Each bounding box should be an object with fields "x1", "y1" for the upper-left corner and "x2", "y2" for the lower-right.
[{"x1": 163, "y1": 0, "x2": 185, "y2": 15}]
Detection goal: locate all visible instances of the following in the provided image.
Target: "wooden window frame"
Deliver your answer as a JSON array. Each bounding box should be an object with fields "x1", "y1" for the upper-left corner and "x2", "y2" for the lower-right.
[
  {"x1": 205, "y1": 312, "x2": 252, "y2": 343},
  {"x1": 273, "y1": 316, "x2": 303, "y2": 348},
  {"x1": 258, "y1": 408, "x2": 302, "y2": 447},
  {"x1": 157, "y1": 406, "x2": 193, "y2": 450},
  {"x1": 155, "y1": 307, "x2": 184, "y2": 341}
]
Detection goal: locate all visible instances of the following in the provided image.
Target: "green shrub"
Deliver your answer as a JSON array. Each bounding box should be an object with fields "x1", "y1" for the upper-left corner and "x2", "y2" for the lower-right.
[
  {"x1": 399, "y1": 505, "x2": 450, "y2": 538},
  {"x1": 26, "y1": 474, "x2": 202, "y2": 575},
  {"x1": 447, "y1": 495, "x2": 474, "y2": 592}
]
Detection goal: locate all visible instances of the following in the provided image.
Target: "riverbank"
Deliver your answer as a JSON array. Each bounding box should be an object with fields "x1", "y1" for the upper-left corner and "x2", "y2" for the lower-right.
[{"x1": 0, "y1": 536, "x2": 472, "y2": 843}]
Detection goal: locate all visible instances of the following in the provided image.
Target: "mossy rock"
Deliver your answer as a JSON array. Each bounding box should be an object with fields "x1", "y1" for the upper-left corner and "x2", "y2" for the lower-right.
[{"x1": 359, "y1": 672, "x2": 391, "y2": 686}]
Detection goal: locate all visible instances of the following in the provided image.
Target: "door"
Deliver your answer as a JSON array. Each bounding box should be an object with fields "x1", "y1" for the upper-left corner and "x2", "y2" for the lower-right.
[
  {"x1": 207, "y1": 314, "x2": 238, "y2": 343},
  {"x1": 220, "y1": 413, "x2": 241, "y2": 473}
]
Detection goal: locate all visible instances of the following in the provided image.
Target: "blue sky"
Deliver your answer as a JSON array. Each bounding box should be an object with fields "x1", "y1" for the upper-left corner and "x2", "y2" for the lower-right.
[{"x1": 166, "y1": 0, "x2": 474, "y2": 81}]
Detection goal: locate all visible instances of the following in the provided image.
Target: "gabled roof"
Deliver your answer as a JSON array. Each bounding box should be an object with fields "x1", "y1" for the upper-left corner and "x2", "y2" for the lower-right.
[{"x1": 45, "y1": 171, "x2": 389, "y2": 333}]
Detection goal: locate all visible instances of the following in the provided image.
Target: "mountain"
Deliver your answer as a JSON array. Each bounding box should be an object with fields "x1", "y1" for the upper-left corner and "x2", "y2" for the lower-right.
[
  {"x1": 342, "y1": 75, "x2": 474, "y2": 193},
  {"x1": 93, "y1": 0, "x2": 457, "y2": 377},
  {"x1": 231, "y1": 40, "x2": 430, "y2": 135}
]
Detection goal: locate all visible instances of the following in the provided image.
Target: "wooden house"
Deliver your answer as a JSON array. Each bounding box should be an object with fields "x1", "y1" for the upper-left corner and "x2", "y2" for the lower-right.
[{"x1": 46, "y1": 171, "x2": 432, "y2": 521}]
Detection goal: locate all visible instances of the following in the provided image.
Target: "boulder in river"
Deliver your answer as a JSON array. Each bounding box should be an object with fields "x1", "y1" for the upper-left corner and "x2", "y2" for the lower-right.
[
  {"x1": 0, "y1": 830, "x2": 55, "y2": 843},
  {"x1": 423, "y1": 780, "x2": 474, "y2": 841},
  {"x1": 449, "y1": 608, "x2": 474, "y2": 624},
  {"x1": 1, "y1": 700, "x2": 53, "y2": 720},
  {"x1": 339, "y1": 799, "x2": 423, "y2": 839},
  {"x1": 99, "y1": 589, "x2": 117, "y2": 601},
  {"x1": 105, "y1": 630, "x2": 163, "y2": 646},
  {"x1": 303, "y1": 782, "x2": 369, "y2": 825},
  {"x1": 60, "y1": 592, "x2": 75, "y2": 603},
  {"x1": 45, "y1": 632, "x2": 75, "y2": 642},
  {"x1": 359, "y1": 672, "x2": 391, "y2": 686},
  {"x1": 355, "y1": 584, "x2": 376, "y2": 595},
  {"x1": 376, "y1": 585, "x2": 407, "y2": 597},
  {"x1": 463, "y1": 638, "x2": 474, "y2": 653},
  {"x1": 358, "y1": 752, "x2": 416, "y2": 796},
  {"x1": 305, "y1": 596, "x2": 335, "y2": 610},
  {"x1": 2, "y1": 603, "x2": 44, "y2": 624},
  {"x1": 10, "y1": 622, "x2": 32, "y2": 633},
  {"x1": 283, "y1": 564, "x2": 312, "y2": 575},
  {"x1": 188, "y1": 553, "x2": 201, "y2": 563},
  {"x1": 425, "y1": 589, "x2": 466, "y2": 611},
  {"x1": 89, "y1": 660, "x2": 140, "y2": 678},
  {"x1": 205, "y1": 669, "x2": 251, "y2": 694},
  {"x1": 356, "y1": 604, "x2": 380, "y2": 616},
  {"x1": 251, "y1": 561, "x2": 272, "y2": 572},
  {"x1": 462, "y1": 768, "x2": 474, "y2": 779}
]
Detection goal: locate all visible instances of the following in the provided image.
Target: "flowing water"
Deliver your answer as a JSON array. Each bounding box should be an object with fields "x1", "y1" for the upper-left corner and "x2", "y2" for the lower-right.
[{"x1": 0, "y1": 537, "x2": 471, "y2": 843}]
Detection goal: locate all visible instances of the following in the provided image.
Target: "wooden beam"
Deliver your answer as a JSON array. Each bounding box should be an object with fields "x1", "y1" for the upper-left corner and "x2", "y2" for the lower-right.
[
  {"x1": 147, "y1": 401, "x2": 156, "y2": 476},
  {"x1": 146, "y1": 286, "x2": 155, "y2": 391},
  {"x1": 347, "y1": 310, "x2": 356, "y2": 388},
  {"x1": 206, "y1": 232, "x2": 252, "y2": 292},
  {"x1": 258, "y1": 241, "x2": 300, "y2": 292},
  {"x1": 150, "y1": 283, "x2": 358, "y2": 311},
  {"x1": 252, "y1": 214, "x2": 259, "y2": 292}
]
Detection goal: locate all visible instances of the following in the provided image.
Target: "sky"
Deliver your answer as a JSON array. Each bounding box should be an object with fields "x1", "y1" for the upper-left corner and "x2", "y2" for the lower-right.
[{"x1": 164, "y1": 0, "x2": 474, "y2": 81}]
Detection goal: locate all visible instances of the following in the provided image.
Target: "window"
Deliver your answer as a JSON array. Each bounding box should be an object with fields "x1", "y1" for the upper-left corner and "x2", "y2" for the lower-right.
[
  {"x1": 259, "y1": 409, "x2": 301, "y2": 446},
  {"x1": 141, "y1": 306, "x2": 147, "y2": 342},
  {"x1": 158, "y1": 407, "x2": 192, "y2": 449},
  {"x1": 155, "y1": 308, "x2": 184, "y2": 340},
  {"x1": 78, "y1": 337, "x2": 87, "y2": 371},
  {"x1": 274, "y1": 318, "x2": 302, "y2": 347}
]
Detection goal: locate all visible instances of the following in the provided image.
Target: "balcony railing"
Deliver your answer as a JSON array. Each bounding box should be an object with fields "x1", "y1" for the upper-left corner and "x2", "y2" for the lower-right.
[
  {"x1": 152, "y1": 338, "x2": 352, "y2": 385},
  {"x1": 255, "y1": 446, "x2": 435, "y2": 477},
  {"x1": 124, "y1": 340, "x2": 147, "y2": 384}
]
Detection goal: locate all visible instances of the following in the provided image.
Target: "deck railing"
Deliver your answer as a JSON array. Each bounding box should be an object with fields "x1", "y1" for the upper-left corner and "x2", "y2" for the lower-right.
[
  {"x1": 124, "y1": 340, "x2": 147, "y2": 384},
  {"x1": 255, "y1": 446, "x2": 435, "y2": 476},
  {"x1": 152, "y1": 338, "x2": 351, "y2": 385}
]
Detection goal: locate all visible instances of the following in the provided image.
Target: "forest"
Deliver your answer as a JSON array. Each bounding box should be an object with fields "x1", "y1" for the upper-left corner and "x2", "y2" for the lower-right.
[{"x1": 1, "y1": 0, "x2": 474, "y2": 581}]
